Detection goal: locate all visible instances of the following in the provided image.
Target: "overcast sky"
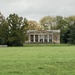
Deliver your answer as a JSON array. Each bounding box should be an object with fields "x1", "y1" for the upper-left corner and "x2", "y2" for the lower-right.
[{"x1": 0, "y1": 0, "x2": 75, "y2": 22}]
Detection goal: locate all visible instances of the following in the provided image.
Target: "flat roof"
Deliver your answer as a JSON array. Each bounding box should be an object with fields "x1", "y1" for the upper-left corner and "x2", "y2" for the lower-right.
[{"x1": 27, "y1": 30, "x2": 60, "y2": 33}]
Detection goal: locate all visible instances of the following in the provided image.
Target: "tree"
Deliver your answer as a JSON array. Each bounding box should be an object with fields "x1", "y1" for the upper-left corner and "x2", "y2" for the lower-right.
[
  {"x1": 67, "y1": 16, "x2": 75, "y2": 25},
  {"x1": 69, "y1": 22, "x2": 75, "y2": 44},
  {"x1": 28, "y1": 20, "x2": 42, "y2": 30},
  {"x1": 39, "y1": 16, "x2": 55, "y2": 30},
  {"x1": 6, "y1": 13, "x2": 28, "y2": 46},
  {"x1": 39, "y1": 16, "x2": 63, "y2": 30},
  {"x1": 0, "y1": 12, "x2": 8, "y2": 45},
  {"x1": 0, "y1": 19, "x2": 9, "y2": 45},
  {"x1": 56, "y1": 18, "x2": 69, "y2": 43},
  {"x1": 63, "y1": 16, "x2": 75, "y2": 44}
]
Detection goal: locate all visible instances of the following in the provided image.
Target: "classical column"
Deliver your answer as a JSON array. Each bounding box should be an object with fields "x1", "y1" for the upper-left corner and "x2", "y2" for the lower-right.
[
  {"x1": 57, "y1": 33, "x2": 60, "y2": 44},
  {"x1": 59, "y1": 33, "x2": 60, "y2": 44},
  {"x1": 52, "y1": 34, "x2": 54, "y2": 43},
  {"x1": 34, "y1": 35, "x2": 35, "y2": 42},
  {"x1": 38, "y1": 35, "x2": 40, "y2": 42},
  {"x1": 43, "y1": 35, "x2": 44, "y2": 42},
  {"x1": 48, "y1": 35, "x2": 49, "y2": 42}
]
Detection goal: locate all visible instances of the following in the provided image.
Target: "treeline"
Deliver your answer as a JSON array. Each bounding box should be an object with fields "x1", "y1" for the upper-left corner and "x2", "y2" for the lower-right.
[
  {"x1": 39, "y1": 16, "x2": 75, "y2": 44},
  {"x1": 0, "y1": 12, "x2": 75, "y2": 46}
]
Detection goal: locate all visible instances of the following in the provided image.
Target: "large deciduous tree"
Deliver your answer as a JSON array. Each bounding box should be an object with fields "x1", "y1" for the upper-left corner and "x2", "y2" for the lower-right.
[
  {"x1": 6, "y1": 13, "x2": 28, "y2": 46},
  {"x1": 39, "y1": 16, "x2": 62, "y2": 30},
  {"x1": 28, "y1": 20, "x2": 42, "y2": 30},
  {"x1": 39, "y1": 16, "x2": 55, "y2": 30},
  {"x1": 56, "y1": 19, "x2": 69, "y2": 43}
]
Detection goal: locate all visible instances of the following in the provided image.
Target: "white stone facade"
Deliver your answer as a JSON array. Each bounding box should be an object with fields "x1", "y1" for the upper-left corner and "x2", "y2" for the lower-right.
[{"x1": 27, "y1": 30, "x2": 60, "y2": 44}]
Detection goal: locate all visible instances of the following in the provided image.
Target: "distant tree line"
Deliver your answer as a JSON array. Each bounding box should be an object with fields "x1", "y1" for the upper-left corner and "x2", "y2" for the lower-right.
[
  {"x1": 39, "y1": 16, "x2": 75, "y2": 44},
  {"x1": 0, "y1": 12, "x2": 75, "y2": 46}
]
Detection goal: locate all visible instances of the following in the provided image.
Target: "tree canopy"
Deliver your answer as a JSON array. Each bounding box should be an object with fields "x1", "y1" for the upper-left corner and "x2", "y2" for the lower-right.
[
  {"x1": 39, "y1": 15, "x2": 75, "y2": 44},
  {"x1": 28, "y1": 20, "x2": 42, "y2": 30},
  {"x1": 0, "y1": 12, "x2": 75, "y2": 45},
  {"x1": 0, "y1": 13, "x2": 28, "y2": 46}
]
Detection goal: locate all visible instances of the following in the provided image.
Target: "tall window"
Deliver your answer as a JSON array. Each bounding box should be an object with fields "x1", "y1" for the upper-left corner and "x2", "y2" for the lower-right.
[
  {"x1": 35, "y1": 35, "x2": 38, "y2": 42},
  {"x1": 49, "y1": 35, "x2": 52, "y2": 43},
  {"x1": 30, "y1": 35, "x2": 34, "y2": 42},
  {"x1": 44, "y1": 35, "x2": 48, "y2": 42},
  {"x1": 40, "y1": 35, "x2": 43, "y2": 42}
]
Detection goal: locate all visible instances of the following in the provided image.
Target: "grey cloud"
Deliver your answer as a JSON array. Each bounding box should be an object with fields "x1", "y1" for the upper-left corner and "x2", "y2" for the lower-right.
[{"x1": 0, "y1": 0, "x2": 75, "y2": 21}]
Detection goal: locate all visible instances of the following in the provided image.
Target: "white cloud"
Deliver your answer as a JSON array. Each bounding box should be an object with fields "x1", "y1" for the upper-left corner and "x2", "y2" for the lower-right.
[{"x1": 0, "y1": 0, "x2": 75, "y2": 22}]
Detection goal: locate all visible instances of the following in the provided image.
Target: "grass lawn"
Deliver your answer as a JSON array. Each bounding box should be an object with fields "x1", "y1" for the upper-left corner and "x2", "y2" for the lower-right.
[{"x1": 0, "y1": 45, "x2": 75, "y2": 75}]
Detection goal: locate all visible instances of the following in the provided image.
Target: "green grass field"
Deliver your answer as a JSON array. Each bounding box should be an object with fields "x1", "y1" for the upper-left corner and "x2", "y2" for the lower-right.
[{"x1": 0, "y1": 45, "x2": 75, "y2": 75}]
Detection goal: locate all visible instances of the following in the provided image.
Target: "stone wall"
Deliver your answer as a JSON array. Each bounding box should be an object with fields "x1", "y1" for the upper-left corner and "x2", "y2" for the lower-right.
[{"x1": 52, "y1": 33, "x2": 60, "y2": 44}]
